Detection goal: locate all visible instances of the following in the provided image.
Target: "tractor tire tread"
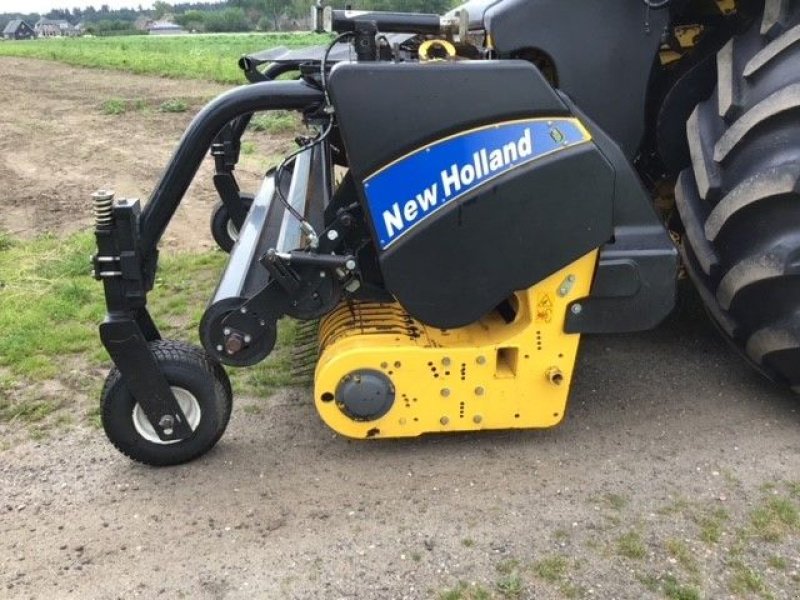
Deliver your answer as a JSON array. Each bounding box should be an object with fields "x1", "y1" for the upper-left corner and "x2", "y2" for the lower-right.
[{"x1": 676, "y1": 1, "x2": 800, "y2": 389}]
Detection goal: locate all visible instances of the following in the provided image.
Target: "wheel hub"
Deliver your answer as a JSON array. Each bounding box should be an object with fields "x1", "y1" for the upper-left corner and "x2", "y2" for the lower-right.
[{"x1": 132, "y1": 387, "x2": 202, "y2": 445}]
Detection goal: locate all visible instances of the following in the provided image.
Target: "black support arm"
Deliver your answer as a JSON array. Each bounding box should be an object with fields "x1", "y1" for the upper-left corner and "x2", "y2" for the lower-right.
[{"x1": 139, "y1": 80, "x2": 325, "y2": 264}]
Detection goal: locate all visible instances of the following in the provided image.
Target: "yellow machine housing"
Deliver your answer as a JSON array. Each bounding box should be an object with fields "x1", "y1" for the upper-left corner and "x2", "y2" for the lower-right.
[{"x1": 314, "y1": 250, "x2": 597, "y2": 438}]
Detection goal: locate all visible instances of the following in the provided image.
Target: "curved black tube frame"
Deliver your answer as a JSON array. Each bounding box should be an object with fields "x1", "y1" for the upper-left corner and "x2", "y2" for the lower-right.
[{"x1": 139, "y1": 79, "x2": 324, "y2": 263}]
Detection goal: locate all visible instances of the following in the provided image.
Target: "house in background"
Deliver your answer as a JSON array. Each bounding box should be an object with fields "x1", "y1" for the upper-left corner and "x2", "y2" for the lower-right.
[
  {"x1": 133, "y1": 16, "x2": 154, "y2": 31},
  {"x1": 34, "y1": 18, "x2": 80, "y2": 38},
  {"x1": 3, "y1": 20, "x2": 35, "y2": 40},
  {"x1": 147, "y1": 21, "x2": 186, "y2": 35}
]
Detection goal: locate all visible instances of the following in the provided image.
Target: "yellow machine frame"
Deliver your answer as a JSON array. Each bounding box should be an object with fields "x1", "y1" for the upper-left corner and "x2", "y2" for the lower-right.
[{"x1": 314, "y1": 250, "x2": 598, "y2": 439}]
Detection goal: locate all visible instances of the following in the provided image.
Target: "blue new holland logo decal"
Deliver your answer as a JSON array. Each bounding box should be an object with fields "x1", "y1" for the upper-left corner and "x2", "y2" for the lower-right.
[{"x1": 363, "y1": 118, "x2": 591, "y2": 249}]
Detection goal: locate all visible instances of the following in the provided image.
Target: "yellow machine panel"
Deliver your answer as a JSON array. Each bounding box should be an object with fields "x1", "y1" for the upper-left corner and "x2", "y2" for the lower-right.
[{"x1": 314, "y1": 250, "x2": 598, "y2": 439}]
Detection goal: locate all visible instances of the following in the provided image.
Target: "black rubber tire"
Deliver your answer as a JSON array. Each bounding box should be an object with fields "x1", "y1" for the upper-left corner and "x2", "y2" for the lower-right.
[
  {"x1": 101, "y1": 340, "x2": 233, "y2": 466},
  {"x1": 676, "y1": 0, "x2": 800, "y2": 390},
  {"x1": 210, "y1": 195, "x2": 253, "y2": 253}
]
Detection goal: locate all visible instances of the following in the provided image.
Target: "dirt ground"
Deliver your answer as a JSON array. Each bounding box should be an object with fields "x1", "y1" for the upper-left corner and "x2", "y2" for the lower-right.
[
  {"x1": 1, "y1": 58, "x2": 799, "y2": 600},
  {"x1": 0, "y1": 56, "x2": 284, "y2": 252}
]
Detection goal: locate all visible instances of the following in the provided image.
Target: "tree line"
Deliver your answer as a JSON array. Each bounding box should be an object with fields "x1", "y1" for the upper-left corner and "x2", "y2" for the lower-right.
[{"x1": 1, "y1": 0, "x2": 458, "y2": 36}]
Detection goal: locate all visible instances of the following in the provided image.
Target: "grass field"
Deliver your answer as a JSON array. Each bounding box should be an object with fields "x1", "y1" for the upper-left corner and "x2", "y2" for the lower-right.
[
  {"x1": 0, "y1": 32, "x2": 328, "y2": 84},
  {"x1": 0, "y1": 232, "x2": 296, "y2": 430}
]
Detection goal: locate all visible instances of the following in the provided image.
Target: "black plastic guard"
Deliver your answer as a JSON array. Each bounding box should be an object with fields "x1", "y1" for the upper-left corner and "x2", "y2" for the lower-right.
[
  {"x1": 329, "y1": 61, "x2": 615, "y2": 329},
  {"x1": 564, "y1": 103, "x2": 678, "y2": 334}
]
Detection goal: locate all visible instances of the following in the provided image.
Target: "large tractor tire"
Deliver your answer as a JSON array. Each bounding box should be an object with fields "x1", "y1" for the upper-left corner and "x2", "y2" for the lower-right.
[{"x1": 676, "y1": 0, "x2": 800, "y2": 390}]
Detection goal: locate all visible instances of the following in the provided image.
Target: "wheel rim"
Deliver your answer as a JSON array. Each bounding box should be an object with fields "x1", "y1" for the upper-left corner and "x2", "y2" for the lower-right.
[
  {"x1": 132, "y1": 387, "x2": 202, "y2": 445},
  {"x1": 226, "y1": 218, "x2": 239, "y2": 244}
]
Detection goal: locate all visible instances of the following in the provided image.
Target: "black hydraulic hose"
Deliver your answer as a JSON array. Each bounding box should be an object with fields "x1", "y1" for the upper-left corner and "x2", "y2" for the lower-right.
[{"x1": 139, "y1": 80, "x2": 324, "y2": 259}]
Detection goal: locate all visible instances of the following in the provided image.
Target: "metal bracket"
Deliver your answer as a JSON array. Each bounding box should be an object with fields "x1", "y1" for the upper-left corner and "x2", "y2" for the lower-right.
[{"x1": 100, "y1": 318, "x2": 191, "y2": 441}]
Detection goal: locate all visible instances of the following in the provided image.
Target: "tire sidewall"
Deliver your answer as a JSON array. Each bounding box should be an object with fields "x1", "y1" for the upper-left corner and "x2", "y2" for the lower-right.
[{"x1": 210, "y1": 202, "x2": 236, "y2": 253}]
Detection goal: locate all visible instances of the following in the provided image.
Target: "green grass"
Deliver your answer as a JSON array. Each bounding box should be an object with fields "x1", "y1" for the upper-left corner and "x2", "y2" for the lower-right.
[
  {"x1": 0, "y1": 33, "x2": 329, "y2": 84},
  {"x1": 159, "y1": 98, "x2": 188, "y2": 113},
  {"x1": 616, "y1": 530, "x2": 647, "y2": 560},
  {"x1": 728, "y1": 560, "x2": 768, "y2": 597},
  {"x1": 696, "y1": 508, "x2": 729, "y2": 544},
  {"x1": 767, "y1": 555, "x2": 787, "y2": 570},
  {"x1": 0, "y1": 231, "x2": 297, "y2": 427},
  {"x1": 495, "y1": 572, "x2": 523, "y2": 599},
  {"x1": 101, "y1": 97, "x2": 127, "y2": 115},
  {"x1": 665, "y1": 539, "x2": 699, "y2": 575},
  {"x1": 750, "y1": 496, "x2": 799, "y2": 542},
  {"x1": 532, "y1": 555, "x2": 569, "y2": 583},
  {"x1": 437, "y1": 582, "x2": 492, "y2": 600},
  {"x1": 250, "y1": 111, "x2": 299, "y2": 134},
  {"x1": 662, "y1": 575, "x2": 701, "y2": 600}
]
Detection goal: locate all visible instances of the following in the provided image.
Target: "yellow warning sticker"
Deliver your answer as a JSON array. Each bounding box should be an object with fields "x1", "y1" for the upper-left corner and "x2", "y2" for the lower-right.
[{"x1": 535, "y1": 293, "x2": 554, "y2": 323}]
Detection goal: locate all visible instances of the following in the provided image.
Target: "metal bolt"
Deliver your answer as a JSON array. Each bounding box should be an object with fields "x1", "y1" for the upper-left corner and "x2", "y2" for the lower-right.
[
  {"x1": 442, "y1": 357, "x2": 451, "y2": 367},
  {"x1": 158, "y1": 415, "x2": 174, "y2": 432},
  {"x1": 240, "y1": 307, "x2": 247, "y2": 314},
  {"x1": 546, "y1": 367, "x2": 565, "y2": 386},
  {"x1": 440, "y1": 388, "x2": 450, "y2": 397},
  {"x1": 319, "y1": 271, "x2": 326, "y2": 278},
  {"x1": 243, "y1": 334, "x2": 252, "y2": 344},
  {"x1": 473, "y1": 415, "x2": 483, "y2": 424},
  {"x1": 476, "y1": 355, "x2": 486, "y2": 365},
  {"x1": 224, "y1": 333, "x2": 245, "y2": 355},
  {"x1": 440, "y1": 416, "x2": 449, "y2": 425},
  {"x1": 223, "y1": 328, "x2": 231, "y2": 336},
  {"x1": 571, "y1": 303, "x2": 583, "y2": 315},
  {"x1": 216, "y1": 345, "x2": 223, "y2": 352},
  {"x1": 326, "y1": 230, "x2": 339, "y2": 241},
  {"x1": 474, "y1": 386, "x2": 484, "y2": 396},
  {"x1": 345, "y1": 259, "x2": 357, "y2": 271}
]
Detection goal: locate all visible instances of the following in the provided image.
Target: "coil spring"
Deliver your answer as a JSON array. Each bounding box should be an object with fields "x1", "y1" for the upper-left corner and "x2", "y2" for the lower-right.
[{"x1": 91, "y1": 189, "x2": 114, "y2": 228}]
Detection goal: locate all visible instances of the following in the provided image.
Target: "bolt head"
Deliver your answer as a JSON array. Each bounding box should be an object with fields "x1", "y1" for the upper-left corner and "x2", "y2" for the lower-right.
[
  {"x1": 440, "y1": 388, "x2": 450, "y2": 397},
  {"x1": 476, "y1": 356, "x2": 486, "y2": 365},
  {"x1": 158, "y1": 415, "x2": 175, "y2": 429},
  {"x1": 440, "y1": 416, "x2": 449, "y2": 426},
  {"x1": 473, "y1": 415, "x2": 483, "y2": 424},
  {"x1": 345, "y1": 259, "x2": 357, "y2": 271},
  {"x1": 326, "y1": 230, "x2": 339, "y2": 241},
  {"x1": 571, "y1": 303, "x2": 583, "y2": 315},
  {"x1": 474, "y1": 386, "x2": 484, "y2": 396}
]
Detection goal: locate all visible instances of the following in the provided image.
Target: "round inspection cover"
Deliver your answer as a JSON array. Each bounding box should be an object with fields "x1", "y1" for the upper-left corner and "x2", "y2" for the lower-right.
[{"x1": 335, "y1": 369, "x2": 395, "y2": 421}]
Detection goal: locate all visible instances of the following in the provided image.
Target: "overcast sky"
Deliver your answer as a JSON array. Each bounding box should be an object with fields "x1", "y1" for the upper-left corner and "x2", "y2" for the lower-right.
[{"x1": 3, "y1": 1, "x2": 155, "y2": 13}]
